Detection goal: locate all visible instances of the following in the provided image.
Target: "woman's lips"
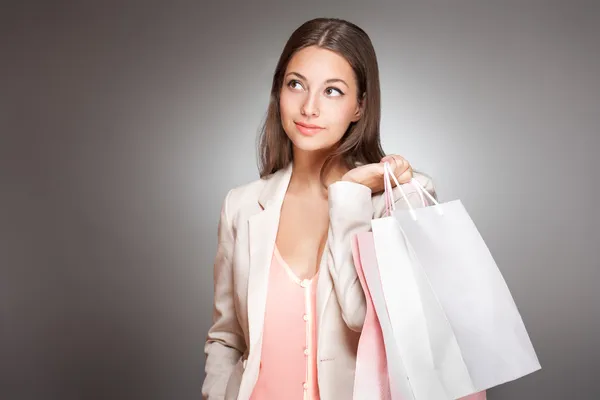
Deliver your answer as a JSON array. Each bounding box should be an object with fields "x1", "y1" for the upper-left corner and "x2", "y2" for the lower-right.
[{"x1": 294, "y1": 122, "x2": 324, "y2": 136}]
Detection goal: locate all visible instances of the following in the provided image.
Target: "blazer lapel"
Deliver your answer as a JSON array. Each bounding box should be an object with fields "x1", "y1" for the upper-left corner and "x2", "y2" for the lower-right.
[
  {"x1": 246, "y1": 163, "x2": 293, "y2": 354},
  {"x1": 316, "y1": 234, "x2": 334, "y2": 335}
]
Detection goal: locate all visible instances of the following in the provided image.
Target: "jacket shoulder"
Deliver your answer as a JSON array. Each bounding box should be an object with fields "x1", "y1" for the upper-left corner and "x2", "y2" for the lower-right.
[
  {"x1": 371, "y1": 171, "x2": 438, "y2": 217},
  {"x1": 410, "y1": 170, "x2": 437, "y2": 198},
  {"x1": 224, "y1": 176, "x2": 267, "y2": 214},
  {"x1": 221, "y1": 167, "x2": 288, "y2": 223}
]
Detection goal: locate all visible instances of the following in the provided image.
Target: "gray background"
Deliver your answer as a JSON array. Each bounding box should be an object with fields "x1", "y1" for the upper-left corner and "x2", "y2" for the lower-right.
[{"x1": 1, "y1": 1, "x2": 598, "y2": 399}]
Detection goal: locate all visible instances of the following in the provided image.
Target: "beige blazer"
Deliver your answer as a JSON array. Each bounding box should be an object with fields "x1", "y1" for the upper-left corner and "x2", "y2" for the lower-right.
[{"x1": 201, "y1": 162, "x2": 436, "y2": 400}]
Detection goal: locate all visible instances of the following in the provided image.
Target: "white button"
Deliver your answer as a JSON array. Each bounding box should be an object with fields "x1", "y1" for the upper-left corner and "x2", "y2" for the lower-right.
[
  {"x1": 303, "y1": 382, "x2": 308, "y2": 390},
  {"x1": 303, "y1": 314, "x2": 308, "y2": 321},
  {"x1": 300, "y1": 279, "x2": 309, "y2": 288},
  {"x1": 304, "y1": 348, "x2": 309, "y2": 356}
]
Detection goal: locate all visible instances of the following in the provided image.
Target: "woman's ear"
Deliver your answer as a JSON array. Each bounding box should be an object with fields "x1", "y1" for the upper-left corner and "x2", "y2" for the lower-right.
[{"x1": 351, "y1": 93, "x2": 366, "y2": 122}]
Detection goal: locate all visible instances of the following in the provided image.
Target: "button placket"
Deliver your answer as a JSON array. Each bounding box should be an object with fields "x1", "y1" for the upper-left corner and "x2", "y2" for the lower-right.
[{"x1": 303, "y1": 278, "x2": 312, "y2": 398}]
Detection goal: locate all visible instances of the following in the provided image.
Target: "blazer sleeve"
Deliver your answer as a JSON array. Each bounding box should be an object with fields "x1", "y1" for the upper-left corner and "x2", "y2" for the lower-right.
[
  {"x1": 327, "y1": 174, "x2": 438, "y2": 332},
  {"x1": 201, "y1": 190, "x2": 247, "y2": 399},
  {"x1": 327, "y1": 181, "x2": 373, "y2": 332}
]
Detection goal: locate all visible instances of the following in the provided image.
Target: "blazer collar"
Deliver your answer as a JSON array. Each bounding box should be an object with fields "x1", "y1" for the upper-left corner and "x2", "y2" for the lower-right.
[{"x1": 257, "y1": 162, "x2": 294, "y2": 210}]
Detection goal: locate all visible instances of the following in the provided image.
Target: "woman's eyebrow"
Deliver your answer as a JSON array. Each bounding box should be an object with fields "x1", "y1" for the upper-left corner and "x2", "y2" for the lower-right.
[
  {"x1": 324, "y1": 78, "x2": 349, "y2": 88},
  {"x1": 285, "y1": 72, "x2": 306, "y2": 81},
  {"x1": 285, "y1": 72, "x2": 349, "y2": 88}
]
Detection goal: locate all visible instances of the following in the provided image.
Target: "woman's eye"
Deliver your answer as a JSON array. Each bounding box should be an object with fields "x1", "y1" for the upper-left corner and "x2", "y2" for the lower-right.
[
  {"x1": 288, "y1": 80, "x2": 304, "y2": 90},
  {"x1": 325, "y1": 87, "x2": 344, "y2": 97}
]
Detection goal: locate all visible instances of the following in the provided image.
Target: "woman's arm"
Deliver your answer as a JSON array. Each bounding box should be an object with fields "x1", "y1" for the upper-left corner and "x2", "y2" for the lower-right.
[
  {"x1": 326, "y1": 174, "x2": 438, "y2": 332},
  {"x1": 327, "y1": 181, "x2": 373, "y2": 332},
  {"x1": 201, "y1": 190, "x2": 246, "y2": 399}
]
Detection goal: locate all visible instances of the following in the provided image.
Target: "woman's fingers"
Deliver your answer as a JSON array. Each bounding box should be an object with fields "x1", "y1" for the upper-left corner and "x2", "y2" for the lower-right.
[{"x1": 380, "y1": 154, "x2": 413, "y2": 185}]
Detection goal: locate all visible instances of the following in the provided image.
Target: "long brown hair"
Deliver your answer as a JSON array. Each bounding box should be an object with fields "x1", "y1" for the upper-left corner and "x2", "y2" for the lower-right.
[{"x1": 257, "y1": 18, "x2": 386, "y2": 182}]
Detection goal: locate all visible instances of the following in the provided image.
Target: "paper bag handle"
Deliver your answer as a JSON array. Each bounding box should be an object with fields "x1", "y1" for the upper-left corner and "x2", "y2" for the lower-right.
[{"x1": 383, "y1": 161, "x2": 442, "y2": 219}]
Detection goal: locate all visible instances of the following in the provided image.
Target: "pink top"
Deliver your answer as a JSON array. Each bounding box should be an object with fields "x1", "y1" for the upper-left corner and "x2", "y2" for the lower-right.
[{"x1": 250, "y1": 245, "x2": 321, "y2": 400}]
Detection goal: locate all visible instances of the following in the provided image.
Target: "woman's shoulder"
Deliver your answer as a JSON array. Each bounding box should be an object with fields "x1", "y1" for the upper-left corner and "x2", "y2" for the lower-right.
[
  {"x1": 409, "y1": 170, "x2": 436, "y2": 197},
  {"x1": 371, "y1": 170, "x2": 438, "y2": 217},
  {"x1": 223, "y1": 176, "x2": 267, "y2": 209},
  {"x1": 221, "y1": 168, "x2": 286, "y2": 217}
]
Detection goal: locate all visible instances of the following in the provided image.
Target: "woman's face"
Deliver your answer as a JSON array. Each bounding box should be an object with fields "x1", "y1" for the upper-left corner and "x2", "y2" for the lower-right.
[{"x1": 279, "y1": 45, "x2": 362, "y2": 153}]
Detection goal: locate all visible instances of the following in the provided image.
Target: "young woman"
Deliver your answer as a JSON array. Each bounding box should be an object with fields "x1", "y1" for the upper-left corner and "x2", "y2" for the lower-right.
[{"x1": 202, "y1": 18, "x2": 438, "y2": 400}]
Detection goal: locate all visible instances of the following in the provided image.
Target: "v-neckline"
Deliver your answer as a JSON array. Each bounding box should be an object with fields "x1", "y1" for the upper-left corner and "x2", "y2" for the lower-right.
[{"x1": 273, "y1": 244, "x2": 321, "y2": 284}]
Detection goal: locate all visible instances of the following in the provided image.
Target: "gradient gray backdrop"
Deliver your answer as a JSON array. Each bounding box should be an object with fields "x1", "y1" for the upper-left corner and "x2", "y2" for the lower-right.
[{"x1": 1, "y1": 1, "x2": 599, "y2": 399}]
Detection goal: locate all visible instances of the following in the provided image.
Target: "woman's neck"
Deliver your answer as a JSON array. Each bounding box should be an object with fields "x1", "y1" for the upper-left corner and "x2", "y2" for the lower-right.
[{"x1": 289, "y1": 147, "x2": 348, "y2": 195}]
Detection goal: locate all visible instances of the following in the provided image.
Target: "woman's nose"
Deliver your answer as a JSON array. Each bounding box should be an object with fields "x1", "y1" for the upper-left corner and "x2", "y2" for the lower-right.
[{"x1": 301, "y1": 92, "x2": 320, "y2": 117}]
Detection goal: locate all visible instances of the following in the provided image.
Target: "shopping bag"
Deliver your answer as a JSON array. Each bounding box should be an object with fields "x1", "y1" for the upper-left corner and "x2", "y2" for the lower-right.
[
  {"x1": 353, "y1": 231, "x2": 488, "y2": 400},
  {"x1": 351, "y1": 235, "x2": 392, "y2": 400},
  {"x1": 369, "y1": 163, "x2": 541, "y2": 399}
]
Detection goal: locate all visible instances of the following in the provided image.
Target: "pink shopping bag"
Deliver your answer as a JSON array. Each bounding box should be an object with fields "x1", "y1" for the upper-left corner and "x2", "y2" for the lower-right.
[{"x1": 352, "y1": 234, "x2": 392, "y2": 400}]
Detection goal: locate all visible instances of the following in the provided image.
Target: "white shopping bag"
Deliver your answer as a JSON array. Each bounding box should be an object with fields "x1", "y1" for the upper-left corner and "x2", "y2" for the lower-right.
[{"x1": 369, "y1": 163, "x2": 541, "y2": 399}]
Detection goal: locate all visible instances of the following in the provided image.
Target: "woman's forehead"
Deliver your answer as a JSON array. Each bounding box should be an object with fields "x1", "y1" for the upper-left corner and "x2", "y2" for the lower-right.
[{"x1": 286, "y1": 46, "x2": 355, "y2": 83}]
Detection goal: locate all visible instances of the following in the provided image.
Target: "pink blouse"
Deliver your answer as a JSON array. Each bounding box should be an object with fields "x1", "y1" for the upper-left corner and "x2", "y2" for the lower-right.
[{"x1": 250, "y1": 245, "x2": 320, "y2": 400}]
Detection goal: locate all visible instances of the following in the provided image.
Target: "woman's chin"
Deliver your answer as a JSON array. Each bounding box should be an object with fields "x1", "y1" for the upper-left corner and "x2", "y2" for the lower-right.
[
  {"x1": 292, "y1": 140, "x2": 334, "y2": 153},
  {"x1": 289, "y1": 134, "x2": 338, "y2": 153}
]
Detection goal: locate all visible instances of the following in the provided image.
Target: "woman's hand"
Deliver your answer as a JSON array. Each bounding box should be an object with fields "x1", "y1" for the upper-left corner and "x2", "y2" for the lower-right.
[{"x1": 341, "y1": 154, "x2": 413, "y2": 194}]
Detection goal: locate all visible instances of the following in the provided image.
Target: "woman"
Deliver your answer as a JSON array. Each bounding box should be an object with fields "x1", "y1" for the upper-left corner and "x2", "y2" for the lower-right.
[{"x1": 202, "y1": 18, "x2": 437, "y2": 400}]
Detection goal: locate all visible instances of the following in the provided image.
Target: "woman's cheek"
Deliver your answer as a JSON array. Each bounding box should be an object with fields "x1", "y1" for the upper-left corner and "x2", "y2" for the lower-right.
[{"x1": 331, "y1": 103, "x2": 355, "y2": 129}]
